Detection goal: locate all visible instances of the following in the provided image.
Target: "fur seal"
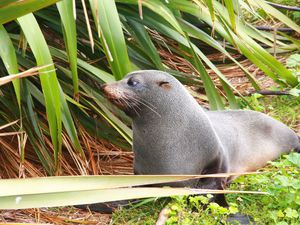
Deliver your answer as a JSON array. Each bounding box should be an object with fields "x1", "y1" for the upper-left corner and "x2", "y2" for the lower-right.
[{"x1": 102, "y1": 70, "x2": 300, "y2": 196}]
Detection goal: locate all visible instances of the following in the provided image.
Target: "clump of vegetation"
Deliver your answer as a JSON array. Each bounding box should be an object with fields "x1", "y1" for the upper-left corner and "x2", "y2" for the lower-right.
[
  {"x1": 270, "y1": 0, "x2": 300, "y2": 24},
  {"x1": 287, "y1": 54, "x2": 300, "y2": 81},
  {"x1": 111, "y1": 199, "x2": 168, "y2": 225},
  {"x1": 243, "y1": 95, "x2": 300, "y2": 131},
  {"x1": 244, "y1": 0, "x2": 300, "y2": 24},
  {"x1": 228, "y1": 152, "x2": 300, "y2": 225},
  {"x1": 112, "y1": 152, "x2": 300, "y2": 225},
  {"x1": 162, "y1": 195, "x2": 239, "y2": 225}
]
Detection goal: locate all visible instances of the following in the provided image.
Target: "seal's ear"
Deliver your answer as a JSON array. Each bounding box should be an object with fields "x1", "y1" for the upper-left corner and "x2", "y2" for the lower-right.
[{"x1": 157, "y1": 81, "x2": 171, "y2": 89}]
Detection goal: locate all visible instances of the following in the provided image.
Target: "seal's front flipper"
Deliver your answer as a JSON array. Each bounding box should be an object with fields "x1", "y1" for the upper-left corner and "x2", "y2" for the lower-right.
[{"x1": 214, "y1": 194, "x2": 228, "y2": 207}]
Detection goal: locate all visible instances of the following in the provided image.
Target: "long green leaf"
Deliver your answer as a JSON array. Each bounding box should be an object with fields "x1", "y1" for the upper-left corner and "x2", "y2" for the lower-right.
[
  {"x1": 224, "y1": 0, "x2": 236, "y2": 31},
  {"x1": 118, "y1": 0, "x2": 184, "y2": 35},
  {"x1": 89, "y1": 0, "x2": 132, "y2": 80},
  {"x1": 59, "y1": 86, "x2": 85, "y2": 157},
  {"x1": 0, "y1": 0, "x2": 60, "y2": 24},
  {"x1": 0, "y1": 174, "x2": 265, "y2": 209},
  {"x1": 178, "y1": 18, "x2": 260, "y2": 90},
  {"x1": 126, "y1": 18, "x2": 163, "y2": 69},
  {"x1": 0, "y1": 25, "x2": 21, "y2": 106},
  {"x1": 49, "y1": 46, "x2": 116, "y2": 83},
  {"x1": 212, "y1": 0, "x2": 298, "y2": 86},
  {"x1": 185, "y1": 35, "x2": 224, "y2": 110},
  {"x1": 23, "y1": 80, "x2": 54, "y2": 174},
  {"x1": 203, "y1": 0, "x2": 215, "y2": 23},
  {"x1": 0, "y1": 175, "x2": 222, "y2": 196},
  {"x1": 248, "y1": 0, "x2": 300, "y2": 34},
  {"x1": 169, "y1": 0, "x2": 298, "y2": 86},
  {"x1": 18, "y1": 14, "x2": 62, "y2": 169},
  {"x1": 1, "y1": 187, "x2": 263, "y2": 210},
  {"x1": 57, "y1": 0, "x2": 79, "y2": 98}
]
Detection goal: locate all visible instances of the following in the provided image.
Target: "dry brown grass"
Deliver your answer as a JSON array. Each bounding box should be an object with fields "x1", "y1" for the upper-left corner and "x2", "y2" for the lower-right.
[{"x1": 0, "y1": 207, "x2": 111, "y2": 225}]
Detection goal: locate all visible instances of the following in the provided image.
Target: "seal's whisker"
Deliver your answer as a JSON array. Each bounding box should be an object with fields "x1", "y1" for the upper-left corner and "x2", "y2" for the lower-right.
[
  {"x1": 136, "y1": 97, "x2": 157, "y2": 109},
  {"x1": 122, "y1": 94, "x2": 156, "y2": 110},
  {"x1": 124, "y1": 98, "x2": 141, "y2": 117},
  {"x1": 129, "y1": 96, "x2": 161, "y2": 117},
  {"x1": 120, "y1": 96, "x2": 141, "y2": 117}
]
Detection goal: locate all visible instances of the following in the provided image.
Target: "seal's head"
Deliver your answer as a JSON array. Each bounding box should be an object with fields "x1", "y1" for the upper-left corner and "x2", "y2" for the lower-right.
[{"x1": 102, "y1": 70, "x2": 193, "y2": 118}]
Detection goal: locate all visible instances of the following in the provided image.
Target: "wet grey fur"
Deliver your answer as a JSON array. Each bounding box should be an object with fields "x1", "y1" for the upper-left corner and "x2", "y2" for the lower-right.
[{"x1": 104, "y1": 70, "x2": 300, "y2": 190}]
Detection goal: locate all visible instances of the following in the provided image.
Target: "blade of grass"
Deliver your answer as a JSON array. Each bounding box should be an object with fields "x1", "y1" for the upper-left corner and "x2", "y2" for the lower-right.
[
  {"x1": 59, "y1": 85, "x2": 85, "y2": 158},
  {"x1": 0, "y1": 25, "x2": 21, "y2": 106},
  {"x1": 139, "y1": 0, "x2": 184, "y2": 35},
  {"x1": 178, "y1": 18, "x2": 260, "y2": 90},
  {"x1": 0, "y1": 65, "x2": 52, "y2": 86},
  {"x1": 89, "y1": 0, "x2": 132, "y2": 80},
  {"x1": 23, "y1": 80, "x2": 54, "y2": 175},
  {"x1": 0, "y1": 187, "x2": 265, "y2": 210},
  {"x1": 0, "y1": 174, "x2": 237, "y2": 196},
  {"x1": 49, "y1": 47, "x2": 115, "y2": 83},
  {"x1": 248, "y1": 0, "x2": 300, "y2": 34},
  {"x1": 18, "y1": 14, "x2": 62, "y2": 171},
  {"x1": 185, "y1": 34, "x2": 224, "y2": 110},
  {"x1": 19, "y1": 64, "x2": 85, "y2": 158},
  {"x1": 57, "y1": 0, "x2": 79, "y2": 99},
  {"x1": 169, "y1": 0, "x2": 298, "y2": 86},
  {"x1": 223, "y1": 0, "x2": 236, "y2": 32},
  {"x1": 0, "y1": 0, "x2": 60, "y2": 24},
  {"x1": 80, "y1": 0, "x2": 95, "y2": 52},
  {"x1": 203, "y1": 0, "x2": 215, "y2": 23},
  {"x1": 211, "y1": 0, "x2": 298, "y2": 86},
  {"x1": 126, "y1": 18, "x2": 163, "y2": 70}
]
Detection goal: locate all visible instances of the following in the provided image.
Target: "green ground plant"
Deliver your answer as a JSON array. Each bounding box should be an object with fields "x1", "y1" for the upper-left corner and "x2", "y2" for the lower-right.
[
  {"x1": 228, "y1": 152, "x2": 300, "y2": 225},
  {"x1": 112, "y1": 152, "x2": 300, "y2": 225},
  {"x1": 244, "y1": 0, "x2": 300, "y2": 24}
]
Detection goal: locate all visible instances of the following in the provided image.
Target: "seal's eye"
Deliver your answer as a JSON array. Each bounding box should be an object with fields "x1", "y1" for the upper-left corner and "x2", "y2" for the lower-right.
[
  {"x1": 157, "y1": 81, "x2": 171, "y2": 89},
  {"x1": 158, "y1": 81, "x2": 169, "y2": 86},
  {"x1": 127, "y1": 78, "x2": 139, "y2": 87}
]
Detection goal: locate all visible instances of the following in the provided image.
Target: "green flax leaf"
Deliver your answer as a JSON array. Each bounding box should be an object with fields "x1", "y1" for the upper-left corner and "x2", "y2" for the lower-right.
[
  {"x1": 18, "y1": 13, "x2": 62, "y2": 170},
  {"x1": 57, "y1": 0, "x2": 79, "y2": 98},
  {"x1": 89, "y1": 0, "x2": 132, "y2": 80}
]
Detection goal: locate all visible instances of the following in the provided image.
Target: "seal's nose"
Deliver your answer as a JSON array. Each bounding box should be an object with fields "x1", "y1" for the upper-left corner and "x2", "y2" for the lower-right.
[{"x1": 100, "y1": 84, "x2": 107, "y2": 93}]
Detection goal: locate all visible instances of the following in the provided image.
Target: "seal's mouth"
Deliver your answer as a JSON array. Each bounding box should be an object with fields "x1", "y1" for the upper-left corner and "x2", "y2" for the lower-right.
[{"x1": 101, "y1": 83, "x2": 133, "y2": 109}]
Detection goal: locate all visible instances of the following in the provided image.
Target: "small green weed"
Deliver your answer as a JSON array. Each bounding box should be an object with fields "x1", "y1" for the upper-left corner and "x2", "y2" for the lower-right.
[
  {"x1": 163, "y1": 195, "x2": 239, "y2": 225},
  {"x1": 111, "y1": 198, "x2": 169, "y2": 225},
  {"x1": 287, "y1": 54, "x2": 300, "y2": 82}
]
